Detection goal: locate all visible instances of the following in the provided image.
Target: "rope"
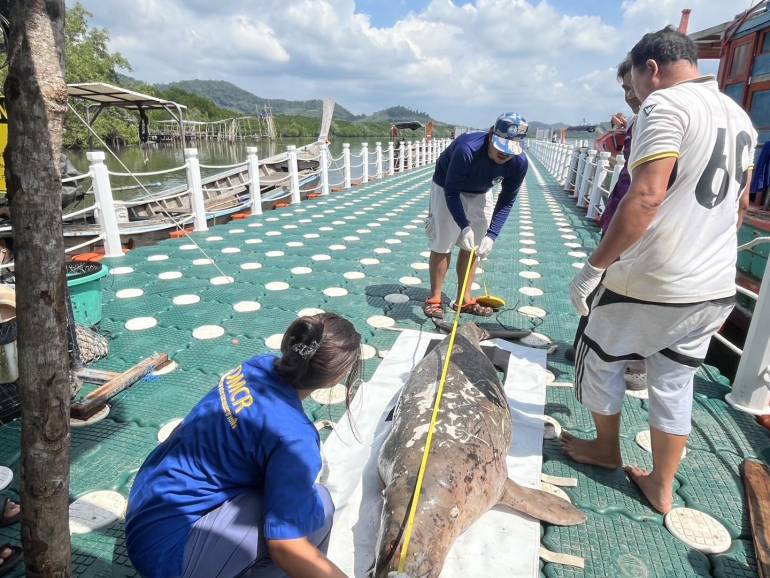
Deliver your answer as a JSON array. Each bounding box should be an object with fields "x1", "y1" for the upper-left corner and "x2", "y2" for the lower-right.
[
  {"x1": 199, "y1": 160, "x2": 249, "y2": 170},
  {"x1": 398, "y1": 247, "x2": 477, "y2": 572},
  {"x1": 61, "y1": 172, "x2": 92, "y2": 184},
  {"x1": 108, "y1": 165, "x2": 186, "y2": 177},
  {"x1": 68, "y1": 104, "x2": 230, "y2": 280}
]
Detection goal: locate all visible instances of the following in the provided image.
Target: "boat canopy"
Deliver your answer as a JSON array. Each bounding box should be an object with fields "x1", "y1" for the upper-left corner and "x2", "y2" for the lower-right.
[
  {"x1": 67, "y1": 82, "x2": 187, "y2": 140},
  {"x1": 392, "y1": 121, "x2": 424, "y2": 131}
]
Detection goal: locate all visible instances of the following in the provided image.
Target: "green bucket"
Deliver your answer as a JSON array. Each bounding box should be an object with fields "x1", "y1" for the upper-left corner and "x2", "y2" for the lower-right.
[{"x1": 66, "y1": 262, "x2": 109, "y2": 326}]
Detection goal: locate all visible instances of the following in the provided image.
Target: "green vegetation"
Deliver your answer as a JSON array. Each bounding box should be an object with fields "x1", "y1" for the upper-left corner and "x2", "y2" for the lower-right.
[
  {"x1": 40, "y1": 3, "x2": 453, "y2": 148},
  {"x1": 275, "y1": 115, "x2": 451, "y2": 139}
]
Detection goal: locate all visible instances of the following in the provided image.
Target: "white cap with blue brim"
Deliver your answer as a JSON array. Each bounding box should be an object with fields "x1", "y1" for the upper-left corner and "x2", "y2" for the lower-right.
[{"x1": 491, "y1": 112, "x2": 528, "y2": 156}]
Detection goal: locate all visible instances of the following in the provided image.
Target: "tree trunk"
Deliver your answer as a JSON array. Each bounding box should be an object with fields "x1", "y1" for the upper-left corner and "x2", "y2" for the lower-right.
[{"x1": 4, "y1": 1, "x2": 71, "y2": 576}]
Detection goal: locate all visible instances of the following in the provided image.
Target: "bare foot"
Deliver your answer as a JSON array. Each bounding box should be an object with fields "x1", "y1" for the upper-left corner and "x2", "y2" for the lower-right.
[
  {"x1": 625, "y1": 465, "x2": 673, "y2": 514},
  {"x1": 560, "y1": 431, "x2": 622, "y2": 470}
]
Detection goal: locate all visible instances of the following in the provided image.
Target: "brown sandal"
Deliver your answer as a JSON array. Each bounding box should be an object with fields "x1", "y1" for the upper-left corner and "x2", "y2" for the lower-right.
[
  {"x1": 452, "y1": 298, "x2": 494, "y2": 317},
  {"x1": 422, "y1": 297, "x2": 445, "y2": 319}
]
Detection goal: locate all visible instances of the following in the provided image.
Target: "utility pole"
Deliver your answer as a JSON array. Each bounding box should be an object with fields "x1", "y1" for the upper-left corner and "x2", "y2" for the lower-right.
[{"x1": 4, "y1": 1, "x2": 72, "y2": 576}]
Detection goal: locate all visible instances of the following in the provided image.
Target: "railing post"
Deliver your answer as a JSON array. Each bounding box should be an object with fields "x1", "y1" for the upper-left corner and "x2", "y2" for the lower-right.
[
  {"x1": 587, "y1": 151, "x2": 611, "y2": 219},
  {"x1": 343, "y1": 143, "x2": 351, "y2": 188},
  {"x1": 376, "y1": 141, "x2": 383, "y2": 179},
  {"x1": 320, "y1": 144, "x2": 330, "y2": 196},
  {"x1": 414, "y1": 140, "x2": 420, "y2": 167},
  {"x1": 571, "y1": 148, "x2": 587, "y2": 197},
  {"x1": 565, "y1": 147, "x2": 580, "y2": 192},
  {"x1": 287, "y1": 145, "x2": 301, "y2": 204},
  {"x1": 577, "y1": 149, "x2": 597, "y2": 207},
  {"x1": 398, "y1": 141, "x2": 405, "y2": 173},
  {"x1": 388, "y1": 142, "x2": 395, "y2": 176},
  {"x1": 606, "y1": 154, "x2": 625, "y2": 195},
  {"x1": 407, "y1": 141, "x2": 413, "y2": 171},
  {"x1": 246, "y1": 146, "x2": 262, "y2": 215},
  {"x1": 87, "y1": 151, "x2": 124, "y2": 258},
  {"x1": 361, "y1": 142, "x2": 369, "y2": 184},
  {"x1": 559, "y1": 145, "x2": 571, "y2": 184},
  {"x1": 185, "y1": 147, "x2": 208, "y2": 232},
  {"x1": 729, "y1": 257, "x2": 770, "y2": 415}
]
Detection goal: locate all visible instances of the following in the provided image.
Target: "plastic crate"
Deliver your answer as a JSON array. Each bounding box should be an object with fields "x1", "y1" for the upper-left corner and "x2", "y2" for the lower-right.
[{"x1": 67, "y1": 262, "x2": 109, "y2": 326}]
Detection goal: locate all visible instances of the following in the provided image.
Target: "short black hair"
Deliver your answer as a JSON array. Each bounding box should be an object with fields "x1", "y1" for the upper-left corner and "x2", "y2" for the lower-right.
[
  {"x1": 617, "y1": 56, "x2": 632, "y2": 79},
  {"x1": 630, "y1": 26, "x2": 697, "y2": 69}
]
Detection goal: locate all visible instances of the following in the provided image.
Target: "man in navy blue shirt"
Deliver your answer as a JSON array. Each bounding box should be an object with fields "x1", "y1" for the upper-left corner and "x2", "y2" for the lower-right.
[{"x1": 424, "y1": 113, "x2": 528, "y2": 318}]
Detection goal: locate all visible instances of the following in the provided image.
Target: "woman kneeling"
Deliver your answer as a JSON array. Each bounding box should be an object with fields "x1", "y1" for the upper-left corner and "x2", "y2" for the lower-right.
[{"x1": 125, "y1": 313, "x2": 361, "y2": 578}]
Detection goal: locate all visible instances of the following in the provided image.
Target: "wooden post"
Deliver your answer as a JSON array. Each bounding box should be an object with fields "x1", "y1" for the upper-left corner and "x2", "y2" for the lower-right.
[
  {"x1": 246, "y1": 146, "x2": 262, "y2": 215},
  {"x1": 5, "y1": 0, "x2": 72, "y2": 575}
]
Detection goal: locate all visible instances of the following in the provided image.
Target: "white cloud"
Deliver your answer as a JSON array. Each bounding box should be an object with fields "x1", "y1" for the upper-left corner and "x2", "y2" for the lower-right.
[{"x1": 71, "y1": 0, "x2": 746, "y2": 126}]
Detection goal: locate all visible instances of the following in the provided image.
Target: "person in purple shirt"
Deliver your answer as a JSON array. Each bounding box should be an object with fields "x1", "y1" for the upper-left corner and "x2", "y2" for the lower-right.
[
  {"x1": 566, "y1": 57, "x2": 641, "y2": 362},
  {"x1": 424, "y1": 113, "x2": 528, "y2": 319}
]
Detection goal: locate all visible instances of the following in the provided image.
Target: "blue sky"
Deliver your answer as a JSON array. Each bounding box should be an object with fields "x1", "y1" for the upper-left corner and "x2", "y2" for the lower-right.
[{"x1": 72, "y1": 0, "x2": 747, "y2": 126}]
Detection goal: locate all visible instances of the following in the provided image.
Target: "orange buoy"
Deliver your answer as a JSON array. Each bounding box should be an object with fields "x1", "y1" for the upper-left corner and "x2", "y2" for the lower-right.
[
  {"x1": 275, "y1": 201, "x2": 290, "y2": 209},
  {"x1": 307, "y1": 193, "x2": 321, "y2": 199},
  {"x1": 230, "y1": 212, "x2": 252, "y2": 221},
  {"x1": 71, "y1": 252, "x2": 105, "y2": 263},
  {"x1": 169, "y1": 228, "x2": 193, "y2": 239}
]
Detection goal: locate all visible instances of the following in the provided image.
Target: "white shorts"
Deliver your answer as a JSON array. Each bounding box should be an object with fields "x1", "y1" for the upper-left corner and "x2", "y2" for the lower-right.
[
  {"x1": 575, "y1": 287, "x2": 734, "y2": 435},
  {"x1": 425, "y1": 181, "x2": 494, "y2": 254}
]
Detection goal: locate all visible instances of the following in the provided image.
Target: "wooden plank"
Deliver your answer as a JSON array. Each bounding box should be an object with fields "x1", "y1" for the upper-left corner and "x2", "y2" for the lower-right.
[
  {"x1": 70, "y1": 352, "x2": 168, "y2": 420},
  {"x1": 74, "y1": 367, "x2": 120, "y2": 385},
  {"x1": 742, "y1": 459, "x2": 770, "y2": 578}
]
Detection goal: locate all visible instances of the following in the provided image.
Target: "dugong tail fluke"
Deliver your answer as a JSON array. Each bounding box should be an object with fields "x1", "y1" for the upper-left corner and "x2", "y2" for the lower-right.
[
  {"x1": 498, "y1": 478, "x2": 586, "y2": 526},
  {"x1": 374, "y1": 323, "x2": 585, "y2": 578},
  {"x1": 430, "y1": 318, "x2": 531, "y2": 341}
]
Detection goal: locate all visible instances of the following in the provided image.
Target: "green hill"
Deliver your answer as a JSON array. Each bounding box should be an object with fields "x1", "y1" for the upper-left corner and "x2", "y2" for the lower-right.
[{"x1": 157, "y1": 79, "x2": 363, "y2": 121}]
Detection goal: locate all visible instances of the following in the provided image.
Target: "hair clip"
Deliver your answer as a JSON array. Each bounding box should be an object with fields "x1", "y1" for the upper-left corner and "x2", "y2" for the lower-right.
[{"x1": 292, "y1": 340, "x2": 320, "y2": 359}]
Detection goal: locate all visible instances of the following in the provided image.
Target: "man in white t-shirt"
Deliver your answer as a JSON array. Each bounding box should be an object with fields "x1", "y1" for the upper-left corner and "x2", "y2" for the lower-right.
[{"x1": 563, "y1": 26, "x2": 757, "y2": 514}]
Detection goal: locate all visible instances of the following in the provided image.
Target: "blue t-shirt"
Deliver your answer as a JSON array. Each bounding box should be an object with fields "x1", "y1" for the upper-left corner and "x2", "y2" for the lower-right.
[
  {"x1": 433, "y1": 131, "x2": 528, "y2": 239},
  {"x1": 125, "y1": 355, "x2": 324, "y2": 578}
]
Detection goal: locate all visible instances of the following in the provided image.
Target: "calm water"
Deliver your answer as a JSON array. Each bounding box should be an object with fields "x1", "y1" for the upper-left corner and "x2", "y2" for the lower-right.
[{"x1": 66, "y1": 137, "x2": 402, "y2": 200}]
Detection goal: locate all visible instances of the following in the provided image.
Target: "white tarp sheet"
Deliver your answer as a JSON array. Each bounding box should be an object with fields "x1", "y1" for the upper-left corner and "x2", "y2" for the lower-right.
[{"x1": 323, "y1": 329, "x2": 548, "y2": 578}]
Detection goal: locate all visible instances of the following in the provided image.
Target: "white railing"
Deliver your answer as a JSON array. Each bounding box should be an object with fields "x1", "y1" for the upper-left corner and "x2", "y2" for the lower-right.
[
  {"x1": 527, "y1": 136, "x2": 770, "y2": 418},
  {"x1": 69, "y1": 138, "x2": 449, "y2": 268}
]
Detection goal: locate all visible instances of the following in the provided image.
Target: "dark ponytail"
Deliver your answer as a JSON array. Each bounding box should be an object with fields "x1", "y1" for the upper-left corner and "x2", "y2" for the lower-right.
[{"x1": 276, "y1": 312, "x2": 362, "y2": 391}]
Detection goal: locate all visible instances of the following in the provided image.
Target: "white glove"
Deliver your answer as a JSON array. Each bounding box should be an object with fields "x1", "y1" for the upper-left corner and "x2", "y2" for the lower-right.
[
  {"x1": 569, "y1": 261, "x2": 605, "y2": 316},
  {"x1": 477, "y1": 235, "x2": 494, "y2": 259},
  {"x1": 458, "y1": 226, "x2": 475, "y2": 252}
]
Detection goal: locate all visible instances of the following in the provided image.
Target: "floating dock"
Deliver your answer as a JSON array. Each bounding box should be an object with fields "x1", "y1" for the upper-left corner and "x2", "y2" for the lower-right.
[{"x1": 0, "y1": 157, "x2": 766, "y2": 577}]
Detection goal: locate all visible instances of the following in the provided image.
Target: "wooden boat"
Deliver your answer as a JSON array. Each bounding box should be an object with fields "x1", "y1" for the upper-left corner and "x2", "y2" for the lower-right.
[{"x1": 58, "y1": 143, "x2": 322, "y2": 247}]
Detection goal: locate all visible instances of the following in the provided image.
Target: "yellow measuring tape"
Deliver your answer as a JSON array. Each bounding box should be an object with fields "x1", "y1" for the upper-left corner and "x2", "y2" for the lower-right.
[{"x1": 397, "y1": 247, "x2": 477, "y2": 572}]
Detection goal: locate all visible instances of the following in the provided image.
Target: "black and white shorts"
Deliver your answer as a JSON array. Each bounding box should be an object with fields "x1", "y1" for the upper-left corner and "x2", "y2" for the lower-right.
[{"x1": 575, "y1": 287, "x2": 734, "y2": 435}]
